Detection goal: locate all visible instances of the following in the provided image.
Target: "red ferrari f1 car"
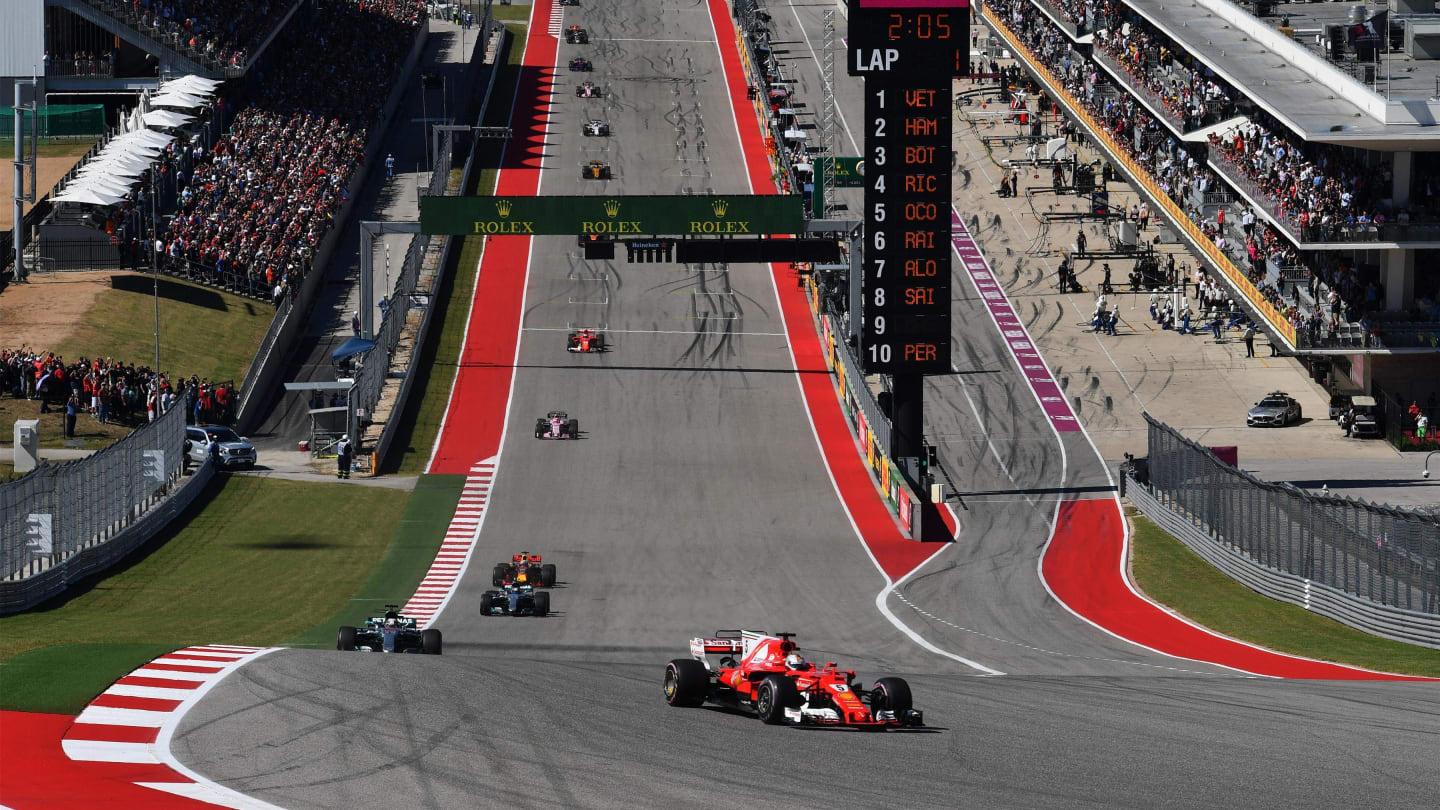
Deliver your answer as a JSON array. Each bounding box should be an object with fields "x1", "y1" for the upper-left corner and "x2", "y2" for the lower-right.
[
  {"x1": 664, "y1": 630, "x2": 923, "y2": 728},
  {"x1": 492, "y1": 552, "x2": 557, "y2": 587},
  {"x1": 535, "y1": 410, "x2": 579, "y2": 439},
  {"x1": 567, "y1": 328, "x2": 607, "y2": 353}
]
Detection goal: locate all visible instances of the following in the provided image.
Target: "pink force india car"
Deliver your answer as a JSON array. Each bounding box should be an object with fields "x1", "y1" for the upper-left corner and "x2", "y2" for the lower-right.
[
  {"x1": 534, "y1": 410, "x2": 579, "y2": 439},
  {"x1": 664, "y1": 630, "x2": 923, "y2": 729}
]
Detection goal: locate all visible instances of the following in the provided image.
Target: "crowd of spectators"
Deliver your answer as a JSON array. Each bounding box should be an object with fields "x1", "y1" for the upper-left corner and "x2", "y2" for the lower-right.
[
  {"x1": 985, "y1": 0, "x2": 1353, "y2": 336},
  {"x1": 125, "y1": 0, "x2": 426, "y2": 303},
  {"x1": 1090, "y1": 0, "x2": 1237, "y2": 132},
  {"x1": 1208, "y1": 116, "x2": 1411, "y2": 239},
  {"x1": 43, "y1": 50, "x2": 117, "y2": 77},
  {"x1": 93, "y1": 0, "x2": 291, "y2": 70},
  {"x1": 1, "y1": 349, "x2": 234, "y2": 428}
]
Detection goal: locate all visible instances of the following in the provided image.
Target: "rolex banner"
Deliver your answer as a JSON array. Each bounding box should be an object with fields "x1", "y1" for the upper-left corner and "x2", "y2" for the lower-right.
[{"x1": 421, "y1": 194, "x2": 805, "y2": 236}]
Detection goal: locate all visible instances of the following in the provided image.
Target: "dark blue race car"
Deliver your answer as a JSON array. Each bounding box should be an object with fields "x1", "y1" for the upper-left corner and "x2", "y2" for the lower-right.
[{"x1": 480, "y1": 585, "x2": 551, "y2": 617}]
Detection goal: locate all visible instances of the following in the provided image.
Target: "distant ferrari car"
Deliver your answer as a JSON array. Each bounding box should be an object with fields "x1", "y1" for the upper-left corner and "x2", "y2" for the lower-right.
[
  {"x1": 566, "y1": 25, "x2": 589, "y2": 44},
  {"x1": 567, "y1": 328, "x2": 607, "y2": 353},
  {"x1": 535, "y1": 410, "x2": 579, "y2": 439},
  {"x1": 337, "y1": 606, "x2": 442, "y2": 654},
  {"x1": 664, "y1": 630, "x2": 923, "y2": 728},
  {"x1": 581, "y1": 160, "x2": 611, "y2": 179},
  {"x1": 569, "y1": 57, "x2": 593, "y2": 72},
  {"x1": 492, "y1": 552, "x2": 557, "y2": 587},
  {"x1": 576, "y1": 81, "x2": 602, "y2": 98},
  {"x1": 479, "y1": 584, "x2": 551, "y2": 617},
  {"x1": 583, "y1": 119, "x2": 610, "y2": 136},
  {"x1": 1247, "y1": 391, "x2": 1302, "y2": 427}
]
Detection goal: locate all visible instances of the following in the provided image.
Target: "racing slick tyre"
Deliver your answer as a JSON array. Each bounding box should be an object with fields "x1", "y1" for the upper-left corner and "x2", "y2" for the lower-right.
[
  {"x1": 525, "y1": 564, "x2": 543, "y2": 583},
  {"x1": 535, "y1": 419, "x2": 547, "y2": 438},
  {"x1": 337, "y1": 626, "x2": 358, "y2": 651},
  {"x1": 664, "y1": 659, "x2": 710, "y2": 707},
  {"x1": 492, "y1": 564, "x2": 509, "y2": 586},
  {"x1": 566, "y1": 419, "x2": 579, "y2": 438},
  {"x1": 755, "y1": 675, "x2": 801, "y2": 725},
  {"x1": 594, "y1": 334, "x2": 606, "y2": 351},
  {"x1": 540, "y1": 563, "x2": 557, "y2": 587},
  {"x1": 422, "y1": 628, "x2": 443, "y2": 655},
  {"x1": 479, "y1": 592, "x2": 495, "y2": 615},
  {"x1": 533, "y1": 591, "x2": 550, "y2": 617},
  {"x1": 871, "y1": 677, "x2": 913, "y2": 718}
]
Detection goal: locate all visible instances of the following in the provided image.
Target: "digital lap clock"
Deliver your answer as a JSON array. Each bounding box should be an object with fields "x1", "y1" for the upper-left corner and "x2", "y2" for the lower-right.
[{"x1": 847, "y1": 1, "x2": 968, "y2": 76}]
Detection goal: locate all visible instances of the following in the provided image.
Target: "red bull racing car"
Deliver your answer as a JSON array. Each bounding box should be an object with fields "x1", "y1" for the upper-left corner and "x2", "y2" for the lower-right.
[
  {"x1": 535, "y1": 410, "x2": 579, "y2": 439},
  {"x1": 664, "y1": 630, "x2": 923, "y2": 728},
  {"x1": 492, "y1": 552, "x2": 557, "y2": 587},
  {"x1": 567, "y1": 328, "x2": 607, "y2": 353}
]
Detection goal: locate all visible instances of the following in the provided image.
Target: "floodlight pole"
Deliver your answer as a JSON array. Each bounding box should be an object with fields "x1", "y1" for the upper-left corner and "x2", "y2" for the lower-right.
[{"x1": 13, "y1": 79, "x2": 38, "y2": 282}]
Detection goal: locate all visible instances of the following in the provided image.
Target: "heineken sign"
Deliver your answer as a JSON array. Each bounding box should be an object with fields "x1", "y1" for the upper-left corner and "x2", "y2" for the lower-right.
[{"x1": 421, "y1": 194, "x2": 805, "y2": 236}]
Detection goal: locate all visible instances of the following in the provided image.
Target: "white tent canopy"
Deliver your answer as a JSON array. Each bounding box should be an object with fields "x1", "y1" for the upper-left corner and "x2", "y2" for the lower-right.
[
  {"x1": 150, "y1": 90, "x2": 210, "y2": 110},
  {"x1": 142, "y1": 109, "x2": 195, "y2": 129},
  {"x1": 164, "y1": 74, "x2": 222, "y2": 95},
  {"x1": 51, "y1": 187, "x2": 127, "y2": 206},
  {"x1": 115, "y1": 129, "x2": 175, "y2": 149}
]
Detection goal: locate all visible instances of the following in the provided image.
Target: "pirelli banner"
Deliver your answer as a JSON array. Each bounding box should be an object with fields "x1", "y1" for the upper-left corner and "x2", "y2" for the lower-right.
[{"x1": 421, "y1": 194, "x2": 805, "y2": 236}]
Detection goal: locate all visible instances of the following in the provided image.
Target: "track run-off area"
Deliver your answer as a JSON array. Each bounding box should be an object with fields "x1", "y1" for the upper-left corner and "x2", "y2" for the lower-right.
[{"x1": 5, "y1": 2, "x2": 1437, "y2": 808}]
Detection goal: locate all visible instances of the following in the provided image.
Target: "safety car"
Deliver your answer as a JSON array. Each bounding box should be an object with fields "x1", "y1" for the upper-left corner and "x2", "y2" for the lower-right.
[
  {"x1": 664, "y1": 630, "x2": 923, "y2": 728},
  {"x1": 535, "y1": 410, "x2": 579, "y2": 439},
  {"x1": 1246, "y1": 391, "x2": 1302, "y2": 427},
  {"x1": 337, "y1": 606, "x2": 442, "y2": 654}
]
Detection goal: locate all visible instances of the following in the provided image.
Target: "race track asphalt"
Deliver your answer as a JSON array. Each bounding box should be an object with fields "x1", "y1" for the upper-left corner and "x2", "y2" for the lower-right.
[{"x1": 169, "y1": 3, "x2": 1440, "y2": 808}]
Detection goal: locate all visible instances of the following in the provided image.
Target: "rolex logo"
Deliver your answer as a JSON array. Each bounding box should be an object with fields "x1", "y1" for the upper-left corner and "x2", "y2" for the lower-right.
[
  {"x1": 495, "y1": 199, "x2": 513, "y2": 217},
  {"x1": 711, "y1": 199, "x2": 728, "y2": 217},
  {"x1": 603, "y1": 199, "x2": 621, "y2": 218}
]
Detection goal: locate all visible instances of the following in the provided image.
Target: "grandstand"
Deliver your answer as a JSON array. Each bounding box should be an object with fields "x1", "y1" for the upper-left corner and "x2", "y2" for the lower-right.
[{"x1": 981, "y1": 0, "x2": 1440, "y2": 427}]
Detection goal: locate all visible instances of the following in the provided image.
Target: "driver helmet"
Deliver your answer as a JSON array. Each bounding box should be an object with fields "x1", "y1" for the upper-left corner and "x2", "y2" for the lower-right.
[{"x1": 785, "y1": 652, "x2": 806, "y2": 669}]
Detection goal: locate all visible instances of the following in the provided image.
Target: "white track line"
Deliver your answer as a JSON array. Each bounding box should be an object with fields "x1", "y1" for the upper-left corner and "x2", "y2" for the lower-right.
[{"x1": 63, "y1": 646, "x2": 286, "y2": 808}]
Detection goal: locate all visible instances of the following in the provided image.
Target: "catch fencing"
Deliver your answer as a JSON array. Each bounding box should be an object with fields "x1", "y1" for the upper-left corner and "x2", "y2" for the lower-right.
[
  {"x1": 351, "y1": 131, "x2": 454, "y2": 434},
  {"x1": 0, "y1": 399, "x2": 192, "y2": 609},
  {"x1": 1136, "y1": 414, "x2": 1440, "y2": 644}
]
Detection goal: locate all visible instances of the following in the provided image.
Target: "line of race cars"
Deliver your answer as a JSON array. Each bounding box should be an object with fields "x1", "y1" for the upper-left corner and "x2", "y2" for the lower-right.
[
  {"x1": 341, "y1": 3, "x2": 926, "y2": 730},
  {"x1": 336, "y1": 555, "x2": 564, "y2": 652}
]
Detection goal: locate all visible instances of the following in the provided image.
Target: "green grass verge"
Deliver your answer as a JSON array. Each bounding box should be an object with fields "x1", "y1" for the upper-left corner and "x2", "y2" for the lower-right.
[
  {"x1": 0, "y1": 140, "x2": 96, "y2": 157},
  {"x1": 56, "y1": 272, "x2": 273, "y2": 385},
  {"x1": 1128, "y1": 508, "x2": 1440, "y2": 677},
  {"x1": 0, "y1": 397, "x2": 134, "y2": 450},
  {"x1": 289, "y1": 474, "x2": 464, "y2": 649},
  {"x1": 385, "y1": 23, "x2": 527, "y2": 475},
  {"x1": 0, "y1": 475, "x2": 410, "y2": 713},
  {"x1": 491, "y1": 4, "x2": 532, "y2": 21}
]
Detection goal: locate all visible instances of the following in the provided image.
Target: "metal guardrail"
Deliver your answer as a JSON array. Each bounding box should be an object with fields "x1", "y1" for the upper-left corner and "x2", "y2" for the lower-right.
[
  {"x1": 0, "y1": 398, "x2": 189, "y2": 588},
  {"x1": 1127, "y1": 473, "x2": 1440, "y2": 650},
  {"x1": 1134, "y1": 414, "x2": 1439, "y2": 640}
]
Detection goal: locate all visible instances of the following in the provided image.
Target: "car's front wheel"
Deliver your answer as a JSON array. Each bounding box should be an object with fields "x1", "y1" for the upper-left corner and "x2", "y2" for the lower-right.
[
  {"x1": 540, "y1": 563, "x2": 557, "y2": 587},
  {"x1": 337, "y1": 626, "x2": 357, "y2": 651},
  {"x1": 871, "y1": 677, "x2": 913, "y2": 719},
  {"x1": 755, "y1": 675, "x2": 800, "y2": 725},
  {"x1": 421, "y1": 628, "x2": 442, "y2": 655},
  {"x1": 479, "y1": 592, "x2": 495, "y2": 615},
  {"x1": 664, "y1": 659, "x2": 710, "y2": 707}
]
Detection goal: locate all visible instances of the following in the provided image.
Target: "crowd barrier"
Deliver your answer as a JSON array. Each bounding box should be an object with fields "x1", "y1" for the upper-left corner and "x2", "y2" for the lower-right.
[{"x1": 982, "y1": 7, "x2": 1299, "y2": 348}]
